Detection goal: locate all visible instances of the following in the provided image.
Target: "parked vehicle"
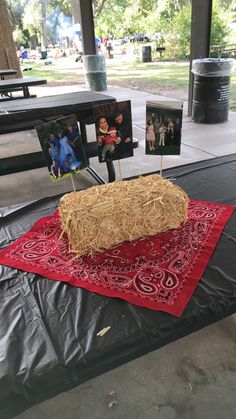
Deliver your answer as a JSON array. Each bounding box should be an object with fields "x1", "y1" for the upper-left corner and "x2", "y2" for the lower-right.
[{"x1": 130, "y1": 34, "x2": 150, "y2": 43}]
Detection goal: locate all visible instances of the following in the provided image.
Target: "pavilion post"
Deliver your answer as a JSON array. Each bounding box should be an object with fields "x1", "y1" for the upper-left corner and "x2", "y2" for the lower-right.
[
  {"x1": 78, "y1": 0, "x2": 96, "y2": 55},
  {"x1": 188, "y1": 0, "x2": 212, "y2": 116}
]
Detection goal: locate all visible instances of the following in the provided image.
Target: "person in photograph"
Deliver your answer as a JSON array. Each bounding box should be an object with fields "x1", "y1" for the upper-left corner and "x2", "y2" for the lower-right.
[
  {"x1": 97, "y1": 116, "x2": 112, "y2": 162},
  {"x1": 159, "y1": 123, "x2": 166, "y2": 146},
  {"x1": 174, "y1": 118, "x2": 182, "y2": 144},
  {"x1": 153, "y1": 116, "x2": 161, "y2": 147},
  {"x1": 114, "y1": 111, "x2": 132, "y2": 158},
  {"x1": 167, "y1": 118, "x2": 174, "y2": 137},
  {"x1": 67, "y1": 153, "x2": 81, "y2": 171},
  {"x1": 58, "y1": 130, "x2": 77, "y2": 168},
  {"x1": 51, "y1": 159, "x2": 61, "y2": 179},
  {"x1": 166, "y1": 118, "x2": 174, "y2": 145},
  {"x1": 108, "y1": 127, "x2": 121, "y2": 144},
  {"x1": 48, "y1": 132, "x2": 60, "y2": 150},
  {"x1": 98, "y1": 124, "x2": 120, "y2": 162},
  {"x1": 48, "y1": 141, "x2": 60, "y2": 162},
  {"x1": 67, "y1": 125, "x2": 79, "y2": 149},
  {"x1": 146, "y1": 119, "x2": 156, "y2": 151},
  {"x1": 97, "y1": 115, "x2": 109, "y2": 136}
]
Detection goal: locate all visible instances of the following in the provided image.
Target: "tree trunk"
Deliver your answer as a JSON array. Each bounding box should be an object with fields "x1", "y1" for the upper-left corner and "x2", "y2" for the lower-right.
[
  {"x1": 41, "y1": 0, "x2": 48, "y2": 49},
  {"x1": 0, "y1": 0, "x2": 22, "y2": 77},
  {"x1": 52, "y1": 8, "x2": 60, "y2": 45},
  {"x1": 71, "y1": 0, "x2": 81, "y2": 24},
  {"x1": 29, "y1": 35, "x2": 38, "y2": 50}
]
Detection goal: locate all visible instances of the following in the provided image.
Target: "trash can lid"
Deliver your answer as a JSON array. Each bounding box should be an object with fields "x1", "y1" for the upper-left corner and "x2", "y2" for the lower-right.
[{"x1": 191, "y1": 58, "x2": 236, "y2": 77}]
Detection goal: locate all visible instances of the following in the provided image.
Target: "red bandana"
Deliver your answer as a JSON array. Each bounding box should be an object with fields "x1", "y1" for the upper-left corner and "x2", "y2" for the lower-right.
[{"x1": 0, "y1": 200, "x2": 234, "y2": 317}]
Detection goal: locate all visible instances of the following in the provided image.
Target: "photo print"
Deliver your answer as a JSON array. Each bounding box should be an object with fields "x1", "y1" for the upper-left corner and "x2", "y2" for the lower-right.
[
  {"x1": 94, "y1": 100, "x2": 133, "y2": 163},
  {"x1": 145, "y1": 100, "x2": 183, "y2": 156},
  {"x1": 35, "y1": 114, "x2": 87, "y2": 182}
]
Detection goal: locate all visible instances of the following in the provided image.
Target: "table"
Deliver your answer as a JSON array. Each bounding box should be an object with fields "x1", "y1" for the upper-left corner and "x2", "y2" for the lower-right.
[
  {"x1": 0, "y1": 90, "x2": 118, "y2": 183},
  {"x1": 210, "y1": 43, "x2": 236, "y2": 58},
  {"x1": 0, "y1": 69, "x2": 17, "y2": 80},
  {"x1": 0, "y1": 76, "x2": 47, "y2": 99},
  {"x1": 0, "y1": 90, "x2": 115, "y2": 133},
  {"x1": 0, "y1": 154, "x2": 236, "y2": 418}
]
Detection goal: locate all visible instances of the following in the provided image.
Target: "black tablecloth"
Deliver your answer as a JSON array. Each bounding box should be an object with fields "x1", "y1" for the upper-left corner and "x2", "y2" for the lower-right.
[{"x1": 1, "y1": 155, "x2": 236, "y2": 418}]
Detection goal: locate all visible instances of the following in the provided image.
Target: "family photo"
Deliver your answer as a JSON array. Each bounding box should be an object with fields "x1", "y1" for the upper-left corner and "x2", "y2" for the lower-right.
[
  {"x1": 94, "y1": 100, "x2": 133, "y2": 163},
  {"x1": 36, "y1": 114, "x2": 87, "y2": 182},
  {"x1": 145, "y1": 100, "x2": 183, "y2": 156}
]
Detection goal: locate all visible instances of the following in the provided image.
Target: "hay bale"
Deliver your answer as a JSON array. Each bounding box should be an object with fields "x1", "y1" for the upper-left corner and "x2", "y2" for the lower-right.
[{"x1": 59, "y1": 174, "x2": 189, "y2": 256}]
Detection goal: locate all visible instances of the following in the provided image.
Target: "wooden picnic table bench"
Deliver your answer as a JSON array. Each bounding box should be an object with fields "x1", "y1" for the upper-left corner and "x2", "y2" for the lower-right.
[{"x1": 0, "y1": 76, "x2": 47, "y2": 99}]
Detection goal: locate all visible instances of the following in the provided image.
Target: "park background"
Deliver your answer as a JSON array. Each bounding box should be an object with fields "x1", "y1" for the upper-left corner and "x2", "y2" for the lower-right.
[{"x1": 4, "y1": 0, "x2": 236, "y2": 110}]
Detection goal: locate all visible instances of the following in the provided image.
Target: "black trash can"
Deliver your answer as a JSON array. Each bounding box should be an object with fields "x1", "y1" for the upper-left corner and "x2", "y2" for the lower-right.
[
  {"x1": 40, "y1": 50, "x2": 47, "y2": 60},
  {"x1": 142, "y1": 46, "x2": 152, "y2": 63},
  {"x1": 192, "y1": 58, "x2": 235, "y2": 123},
  {"x1": 83, "y1": 55, "x2": 107, "y2": 92}
]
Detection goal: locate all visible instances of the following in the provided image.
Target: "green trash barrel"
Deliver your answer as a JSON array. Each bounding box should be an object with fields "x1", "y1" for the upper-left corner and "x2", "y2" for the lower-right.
[
  {"x1": 83, "y1": 55, "x2": 107, "y2": 92},
  {"x1": 191, "y1": 58, "x2": 235, "y2": 123}
]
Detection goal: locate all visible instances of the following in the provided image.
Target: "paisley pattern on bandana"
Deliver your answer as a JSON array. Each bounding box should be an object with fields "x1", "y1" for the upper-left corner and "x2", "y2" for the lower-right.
[{"x1": 0, "y1": 200, "x2": 234, "y2": 317}]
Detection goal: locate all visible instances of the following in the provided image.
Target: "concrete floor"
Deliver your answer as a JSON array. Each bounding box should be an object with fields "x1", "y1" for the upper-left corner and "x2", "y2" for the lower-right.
[{"x1": 1, "y1": 84, "x2": 236, "y2": 418}]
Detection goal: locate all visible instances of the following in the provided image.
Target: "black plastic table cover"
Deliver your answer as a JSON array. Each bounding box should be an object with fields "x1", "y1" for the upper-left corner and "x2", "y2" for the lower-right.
[{"x1": 1, "y1": 154, "x2": 236, "y2": 418}]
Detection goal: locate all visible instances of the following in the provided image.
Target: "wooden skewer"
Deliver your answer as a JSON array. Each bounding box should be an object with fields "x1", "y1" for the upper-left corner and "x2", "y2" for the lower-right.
[
  {"x1": 118, "y1": 160, "x2": 122, "y2": 180},
  {"x1": 160, "y1": 155, "x2": 163, "y2": 177},
  {"x1": 71, "y1": 174, "x2": 76, "y2": 192}
]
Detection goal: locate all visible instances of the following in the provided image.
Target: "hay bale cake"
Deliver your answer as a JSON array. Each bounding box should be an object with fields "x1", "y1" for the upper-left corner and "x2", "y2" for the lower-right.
[{"x1": 59, "y1": 174, "x2": 189, "y2": 256}]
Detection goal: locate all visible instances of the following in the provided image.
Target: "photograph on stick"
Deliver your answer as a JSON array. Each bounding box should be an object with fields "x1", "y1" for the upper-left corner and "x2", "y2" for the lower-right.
[
  {"x1": 94, "y1": 100, "x2": 133, "y2": 163},
  {"x1": 145, "y1": 100, "x2": 183, "y2": 156},
  {"x1": 35, "y1": 114, "x2": 87, "y2": 182}
]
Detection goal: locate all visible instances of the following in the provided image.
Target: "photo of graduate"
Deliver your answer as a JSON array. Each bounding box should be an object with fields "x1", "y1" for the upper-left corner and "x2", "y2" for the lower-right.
[
  {"x1": 94, "y1": 100, "x2": 133, "y2": 163},
  {"x1": 145, "y1": 100, "x2": 183, "y2": 156},
  {"x1": 35, "y1": 114, "x2": 87, "y2": 182}
]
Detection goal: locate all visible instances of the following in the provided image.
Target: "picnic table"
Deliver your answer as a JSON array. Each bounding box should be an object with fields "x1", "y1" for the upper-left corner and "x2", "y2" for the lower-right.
[
  {"x1": 0, "y1": 76, "x2": 47, "y2": 99},
  {"x1": 0, "y1": 90, "x2": 135, "y2": 183},
  {"x1": 210, "y1": 44, "x2": 236, "y2": 58},
  {"x1": 0, "y1": 69, "x2": 17, "y2": 80}
]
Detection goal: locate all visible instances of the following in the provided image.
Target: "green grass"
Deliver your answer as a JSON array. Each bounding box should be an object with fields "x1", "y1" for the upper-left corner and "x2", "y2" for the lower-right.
[
  {"x1": 20, "y1": 59, "x2": 236, "y2": 106},
  {"x1": 107, "y1": 61, "x2": 190, "y2": 89},
  {"x1": 21, "y1": 61, "x2": 81, "y2": 82}
]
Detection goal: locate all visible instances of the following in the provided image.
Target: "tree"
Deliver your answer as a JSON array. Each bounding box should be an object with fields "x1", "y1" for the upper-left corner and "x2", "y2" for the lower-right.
[
  {"x1": 93, "y1": 0, "x2": 108, "y2": 18},
  {"x1": 41, "y1": 0, "x2": 48, "y2": 48},
  {"x1": 0, "y1": 0, "x2": 22, "y2": 77},
  {"x1": 210, "y1": 0, "x2": 231, "y2": 46},
  {"x1": 23, "y1": 0, "x2": 42, "y2": 47},
  {"x1": 71, "y1": 0, "x2": 80, "y2": 24},
  {"x1": 163, "y1": 0, "x2": 230, "y2": 60}
]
